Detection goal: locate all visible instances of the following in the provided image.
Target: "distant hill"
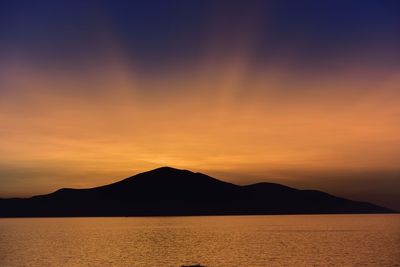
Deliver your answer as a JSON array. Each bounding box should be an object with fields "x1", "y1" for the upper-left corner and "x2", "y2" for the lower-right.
[{"x1": 0, "y1": 167, "x2": 395, "y2": 217}]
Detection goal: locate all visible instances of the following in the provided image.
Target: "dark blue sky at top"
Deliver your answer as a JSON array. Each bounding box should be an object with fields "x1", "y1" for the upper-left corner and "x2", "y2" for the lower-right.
[{"x1": 1, "y1": 0, "x2": 399, "y2": 73}]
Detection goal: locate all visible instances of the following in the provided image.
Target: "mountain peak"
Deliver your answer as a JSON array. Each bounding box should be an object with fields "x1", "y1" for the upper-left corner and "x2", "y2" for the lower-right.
[
  {"x1": 146, "y1": 166, "x2": 191, "y2": 174},
  {"x1": 127, "y1": 166, "x2": 230, "y2": 189}
]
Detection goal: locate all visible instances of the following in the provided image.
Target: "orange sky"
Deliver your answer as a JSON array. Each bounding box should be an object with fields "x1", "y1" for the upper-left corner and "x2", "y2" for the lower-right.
[
  {"x1": 1, "y1": 1, "x2": 399, "y2": 209},
  {"x1": 1, "y1": 58, "x2": 400, "y2": 201}
]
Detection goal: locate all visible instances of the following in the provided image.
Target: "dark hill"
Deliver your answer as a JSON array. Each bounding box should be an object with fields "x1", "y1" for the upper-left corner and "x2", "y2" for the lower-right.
[{"x1": 0, "y1": 167, "x2": 394, "y2": 217}]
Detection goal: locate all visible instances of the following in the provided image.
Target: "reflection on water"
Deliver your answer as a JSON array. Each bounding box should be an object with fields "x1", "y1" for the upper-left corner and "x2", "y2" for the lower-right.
[{"x1": 0, "y1": 215, "x2": 399, "y2": 266}]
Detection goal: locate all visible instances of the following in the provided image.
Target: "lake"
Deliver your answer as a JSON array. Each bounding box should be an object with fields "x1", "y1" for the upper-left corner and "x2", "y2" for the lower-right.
[{"x1": 0, "y1": 215, "x2": 399, "y2": 266}]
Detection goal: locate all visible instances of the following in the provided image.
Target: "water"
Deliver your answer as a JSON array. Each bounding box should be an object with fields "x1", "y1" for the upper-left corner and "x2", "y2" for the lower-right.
[{"x1": 0, "y1": 215, "x2": 399, "y2": 267}]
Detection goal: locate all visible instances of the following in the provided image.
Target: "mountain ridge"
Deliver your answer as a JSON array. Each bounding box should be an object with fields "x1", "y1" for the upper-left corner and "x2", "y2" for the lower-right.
[{"x1": 0, "y1": 166, "x2": 395, "y2": 217}]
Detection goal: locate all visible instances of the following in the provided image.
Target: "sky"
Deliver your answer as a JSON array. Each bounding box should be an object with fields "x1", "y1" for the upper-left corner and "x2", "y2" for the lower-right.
[{"x1": 0, "y1": 0, "x2": 400, "y2": 210}]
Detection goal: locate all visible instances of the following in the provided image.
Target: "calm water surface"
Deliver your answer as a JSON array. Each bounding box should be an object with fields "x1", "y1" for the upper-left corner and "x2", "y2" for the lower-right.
[{"x1": 0, "y1": 215, "x2": 399, "y2": 267}]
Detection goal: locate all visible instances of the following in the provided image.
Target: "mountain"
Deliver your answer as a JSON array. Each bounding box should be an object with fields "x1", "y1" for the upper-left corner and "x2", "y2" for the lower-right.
[{"x1": 0, "y1": 167, "x2": 395, "y2": 217}]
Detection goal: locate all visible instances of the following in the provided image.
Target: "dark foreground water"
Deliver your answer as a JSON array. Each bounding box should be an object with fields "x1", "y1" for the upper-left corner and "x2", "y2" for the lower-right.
[{"x1": 0, "y1": 215, "x2": 399, "y2": 266}]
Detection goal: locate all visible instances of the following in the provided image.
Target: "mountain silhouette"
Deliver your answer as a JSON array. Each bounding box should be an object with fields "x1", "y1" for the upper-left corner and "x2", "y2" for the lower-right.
[{"x1": 0, "y1": 167, "x2": 395, "y2": 217}]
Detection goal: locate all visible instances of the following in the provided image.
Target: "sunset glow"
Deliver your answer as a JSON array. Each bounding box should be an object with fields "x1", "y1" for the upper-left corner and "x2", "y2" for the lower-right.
[{"x1": 0, "y1": 1, "x2": 399, "y2": 209}]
